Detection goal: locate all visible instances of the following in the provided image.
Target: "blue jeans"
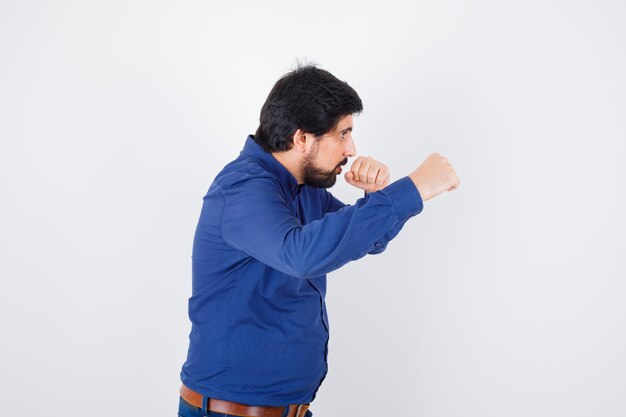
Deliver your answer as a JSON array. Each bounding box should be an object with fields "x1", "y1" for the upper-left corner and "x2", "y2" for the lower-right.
[{"x1": 178, "y1": 396, "x2": 313, "y2": 417}]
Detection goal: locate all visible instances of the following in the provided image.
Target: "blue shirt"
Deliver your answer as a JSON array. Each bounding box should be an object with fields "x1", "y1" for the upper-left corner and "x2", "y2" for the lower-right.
[{"x1": 180, "y1": 135, "x2": 423, "y2": 406}]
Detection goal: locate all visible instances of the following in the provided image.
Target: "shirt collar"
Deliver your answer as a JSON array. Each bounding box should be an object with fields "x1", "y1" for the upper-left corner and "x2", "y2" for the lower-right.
[{"x1": 243, "y1": 135, "x2": 302, "y2": 195}]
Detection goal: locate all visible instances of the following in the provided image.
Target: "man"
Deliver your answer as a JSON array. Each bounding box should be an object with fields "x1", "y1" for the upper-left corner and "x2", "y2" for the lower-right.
[{"x1": 179, "y1": 64, "x2": 460, "y2": 417}]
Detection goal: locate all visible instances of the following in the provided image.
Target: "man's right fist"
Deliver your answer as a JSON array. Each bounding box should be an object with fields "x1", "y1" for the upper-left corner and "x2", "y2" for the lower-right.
[{"x1": 408, "y1": 153, "x2": 460, "y2": 201}]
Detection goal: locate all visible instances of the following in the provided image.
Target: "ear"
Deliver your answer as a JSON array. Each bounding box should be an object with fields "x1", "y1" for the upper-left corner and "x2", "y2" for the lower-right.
[{"x1": 292, "y1": 129, "x2": 310, "y2": 153}]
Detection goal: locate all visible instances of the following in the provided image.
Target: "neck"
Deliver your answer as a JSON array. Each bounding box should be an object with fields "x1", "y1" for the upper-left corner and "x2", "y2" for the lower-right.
[{"x1": 272, "y1": 151, "x2": 304, "y2": 185}]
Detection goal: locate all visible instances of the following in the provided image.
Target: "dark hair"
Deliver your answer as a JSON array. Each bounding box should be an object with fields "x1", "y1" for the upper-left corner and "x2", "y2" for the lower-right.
[{"x1": 254, "y1": 63, "x2": 363, "y2": 153}]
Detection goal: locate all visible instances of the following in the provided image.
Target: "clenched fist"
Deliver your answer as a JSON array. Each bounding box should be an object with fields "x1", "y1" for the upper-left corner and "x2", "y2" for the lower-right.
[
  {"x1": 344, "y1": 156, "x2": 390, "y2": 193},
  {"x1": 409, "y1": 153, "x2": 460, "y2": 201}
]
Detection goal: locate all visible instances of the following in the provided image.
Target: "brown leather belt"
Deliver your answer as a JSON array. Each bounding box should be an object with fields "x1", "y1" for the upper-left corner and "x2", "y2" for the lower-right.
[{"x1": 180, "y1": 384, "x2": 310, "y2": 417}]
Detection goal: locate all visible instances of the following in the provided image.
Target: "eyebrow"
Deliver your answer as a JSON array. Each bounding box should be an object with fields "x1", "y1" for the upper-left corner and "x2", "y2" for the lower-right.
[{"x1": 340, "y1": 127, "x2": 353, "y2": 134}]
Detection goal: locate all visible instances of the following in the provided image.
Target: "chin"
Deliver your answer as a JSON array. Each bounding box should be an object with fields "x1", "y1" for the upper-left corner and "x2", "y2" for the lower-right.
[{"x1": 305, "y1": 174, "x2": 337, "y2": 189}]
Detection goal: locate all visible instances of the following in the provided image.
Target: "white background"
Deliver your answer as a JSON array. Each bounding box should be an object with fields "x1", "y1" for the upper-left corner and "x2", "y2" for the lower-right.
[{"x1": 1, "y1": 1, "x2": 625, "y2": 416}]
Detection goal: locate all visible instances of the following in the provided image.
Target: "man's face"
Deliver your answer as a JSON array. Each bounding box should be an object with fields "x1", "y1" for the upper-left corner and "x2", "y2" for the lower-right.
[{"x1": 302, "y1": 115, "x2": 357, "y2": 188}]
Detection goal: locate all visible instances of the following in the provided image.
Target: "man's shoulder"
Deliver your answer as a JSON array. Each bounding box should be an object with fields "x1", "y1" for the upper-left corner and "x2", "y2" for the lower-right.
[{"x1": 213, "y1": 155, "x2": 279, "y2": 191}]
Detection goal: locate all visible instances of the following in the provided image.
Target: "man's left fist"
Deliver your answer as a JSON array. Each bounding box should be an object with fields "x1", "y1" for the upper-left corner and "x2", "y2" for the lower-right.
[{"x1": 344, "y1": 156, "x2": 390, "y2": 193}]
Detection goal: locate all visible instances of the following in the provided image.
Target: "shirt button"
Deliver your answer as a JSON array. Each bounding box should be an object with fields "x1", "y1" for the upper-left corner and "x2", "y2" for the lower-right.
[{"x1": 374, "y1": 241, "x2": 382, "y2": 247}]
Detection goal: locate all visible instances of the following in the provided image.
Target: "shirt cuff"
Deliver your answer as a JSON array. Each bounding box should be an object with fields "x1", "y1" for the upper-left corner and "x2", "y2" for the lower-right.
[{"x1": 380, "y1": 176, "x2": 424, "y2": 222}]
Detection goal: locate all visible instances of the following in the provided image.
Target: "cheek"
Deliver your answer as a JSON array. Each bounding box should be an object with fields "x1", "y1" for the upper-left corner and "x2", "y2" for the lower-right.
[{"x1": 320, "y1": 143, "x2": 343, "y2": 165}]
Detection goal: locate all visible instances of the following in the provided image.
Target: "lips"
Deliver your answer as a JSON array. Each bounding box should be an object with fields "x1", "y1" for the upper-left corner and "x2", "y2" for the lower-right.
[{"x1": 336, "y1": 159, "x2": 347, "y2": 174}]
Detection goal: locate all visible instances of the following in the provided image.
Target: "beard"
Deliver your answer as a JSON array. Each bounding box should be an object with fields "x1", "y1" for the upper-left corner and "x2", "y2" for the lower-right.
[{"x1": 302, "y1": 148, "x2": 347, "y2": 189}]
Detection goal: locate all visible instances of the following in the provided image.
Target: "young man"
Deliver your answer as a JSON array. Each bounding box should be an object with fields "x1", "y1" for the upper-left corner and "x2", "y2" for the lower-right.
[{"x1": 178, "y1": 64, "x2": 460, "y2": 417}]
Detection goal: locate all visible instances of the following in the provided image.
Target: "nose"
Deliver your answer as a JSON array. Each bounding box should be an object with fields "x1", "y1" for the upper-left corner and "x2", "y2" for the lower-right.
[{"x1": 344, "y1": 135, "x2": 356, "y2": 157}]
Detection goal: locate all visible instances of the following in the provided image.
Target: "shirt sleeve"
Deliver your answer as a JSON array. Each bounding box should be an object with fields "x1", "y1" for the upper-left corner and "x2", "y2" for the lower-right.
[
  {"x1": 221, "y1": 175, "x2": 424, "y2": 279},
  {"x1": 323, "y1": 190, "x2": 348, "y2": 214},
  {"x1": 323, "y1": 190, "x2": 401, "y2": 255}
]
